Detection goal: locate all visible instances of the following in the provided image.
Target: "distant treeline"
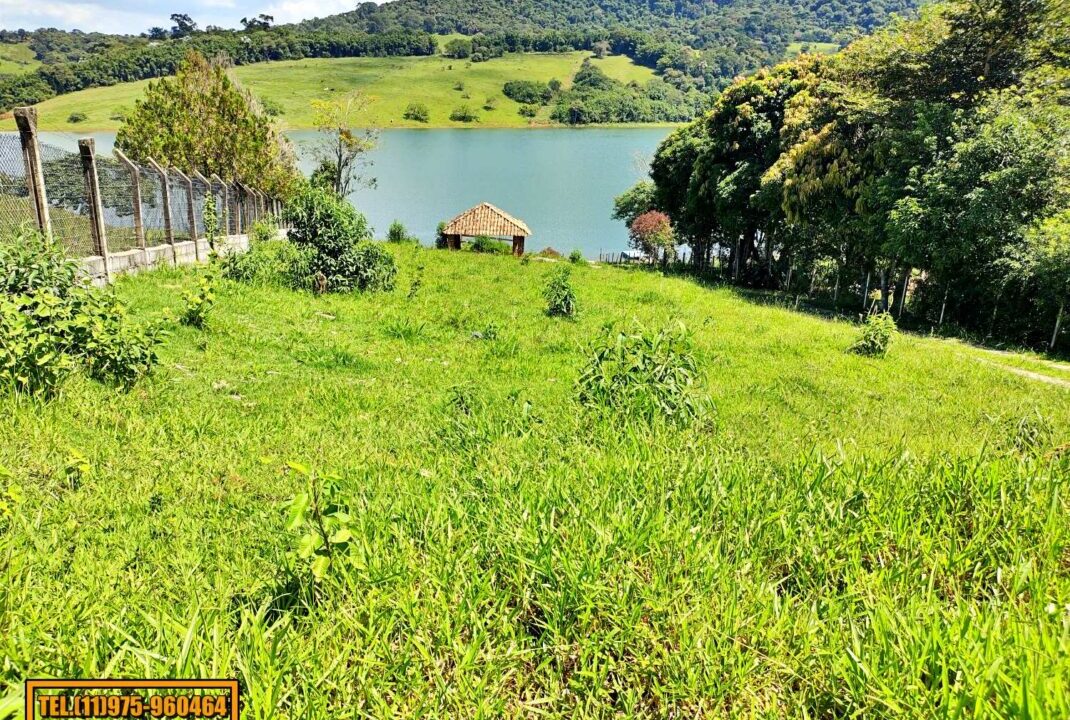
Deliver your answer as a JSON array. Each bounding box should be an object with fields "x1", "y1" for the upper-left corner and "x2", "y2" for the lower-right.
[{"x1": 0, "y1": 29, "x2": 437, "y2": 112}]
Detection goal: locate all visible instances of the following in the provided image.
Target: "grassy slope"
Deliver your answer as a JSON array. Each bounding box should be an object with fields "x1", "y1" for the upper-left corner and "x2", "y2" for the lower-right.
[
  {"x1": 1, "y1": 248, "x2": 1068, "y2": 716},
  {"x1": 0, "y1": 43, "x2": 39, "y2": 75},
  {"x1": 783, "y1": 40, "x2": 841, "y2": 58},
  {"x1": 0, "y1": 51, "x2": 655, "y2": 132}
]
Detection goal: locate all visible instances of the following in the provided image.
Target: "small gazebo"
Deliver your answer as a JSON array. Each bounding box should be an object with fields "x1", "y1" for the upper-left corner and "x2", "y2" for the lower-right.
[{"x1": 442, "y1": 202, "x2": 531, "y2": 257}]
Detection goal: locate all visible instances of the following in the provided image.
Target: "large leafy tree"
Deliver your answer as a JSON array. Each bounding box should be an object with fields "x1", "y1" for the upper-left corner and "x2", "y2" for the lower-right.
[{"x1": 115, "y1": 51, "x2": 297, "y2": 196}]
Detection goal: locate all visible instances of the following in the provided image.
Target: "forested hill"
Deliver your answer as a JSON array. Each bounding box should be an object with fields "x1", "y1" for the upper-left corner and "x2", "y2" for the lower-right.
[{"x1": 302, "y1": 0, "x2": 920, "y2": 89}]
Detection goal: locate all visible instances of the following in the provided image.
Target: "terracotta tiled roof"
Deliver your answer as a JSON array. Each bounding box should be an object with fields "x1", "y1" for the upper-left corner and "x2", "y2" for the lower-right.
[{"x1": 442, "y1": 202, "x2": 531, "y2": 237}]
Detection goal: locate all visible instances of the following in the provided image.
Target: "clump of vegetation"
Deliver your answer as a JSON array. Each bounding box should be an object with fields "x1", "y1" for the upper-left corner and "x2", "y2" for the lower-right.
[
  {"x1": 543, "y1": 267, "x2": 577, "y2": 317},
  {"x1": 283, "y1": 185, "x2": 397, "y2": 293},
  {"x1": 577, "y1": 323, "x2": 709, "y2": 424},
  {"x1": 518, "y1": 104, "x2": 538, "y2": 118},
  {"x1": 434, "y1": 221, "x2": 449, "y2": 250},
  {"x1": 449, "y1": 105, "x2": 479, "y2": 123},
  {"x1": 180, "y1": 272, "x2": 216, "y2": 329},
  {"x1": 569, "y1": 249, "x2": 584, "y2": 264},
  {"x1": 849, "y1": 312, "x2": 896, "y2": 357},
  {"x1": 387, "y1": 220, "x2": 417, "y2": 244},
  {"x1": 629, "y1": 210, "x2": 676, "y2": 264},
  {"x1": 403, "y1": 102, "x2": 430, "y2": 123},
  {"x1": 502, "y1": 80, "x2": 554, "y2": 105},
  {"x1": 283, "y1": 462, "x2": 356, "y2": 583},
  {"x1": 220, "y1": 238, "x2": 303, "y2": 286},
  {"x1": 536, "y1": 247, "x2": 562, "y2": 259},
  {"x1": 469, "y1": 235, "x2": 510, "y2": 254},
  {"x1": 67, "y1": 111, "x2": 86, "y2": 123},
  {"x1": 0, "y1": 230, "x2": 163, "y2": 396}
]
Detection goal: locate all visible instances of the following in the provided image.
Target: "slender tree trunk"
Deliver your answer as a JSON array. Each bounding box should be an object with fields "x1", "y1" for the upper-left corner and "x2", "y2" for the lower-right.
[
  {"x1": 809, "y1": 268, "x2": 817, "y2": 296},
  {"x1": 862, "y1": 271, "x2": 871, "y2": 311},
  {"x1": 1052, "y1": 302, "x2": 1064, "y2": 351},
  {"x1": 880, "y1": 268, "x2": 890, "y2": 312},
  {"x1": 898, "y1": 268, "x2": 910, "y2": 318},
  {"x1": 833, "y1": 269, "x2": 841, "y2": 305},
  {"x1": 786, "y1": 265, "x2": 793, "y2": 293},
  {"x1": 939, "y1": 285, "x2": 949, "y2": 327}
]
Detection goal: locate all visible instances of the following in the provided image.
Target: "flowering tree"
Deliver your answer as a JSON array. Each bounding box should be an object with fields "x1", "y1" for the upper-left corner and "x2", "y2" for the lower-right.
[{"x1": 629, "y1": 211, "x2": 676, "y2": 265}]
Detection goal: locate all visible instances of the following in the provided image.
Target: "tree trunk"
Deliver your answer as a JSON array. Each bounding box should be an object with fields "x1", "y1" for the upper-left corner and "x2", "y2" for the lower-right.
[
  {"x1": 879, "y1": 268, "x2": 890, "y2": 312},
  {"x1": 897, "y1": 268, "x2": 910, "y2": 318},
  {"x1": 939, "y1": 285, "x2": 949, "y2": 327},
  {"x1": 1052, "y1": 302, "x2": 1064, "y2": 351},
  {"x1": 833, "y1": 269, "x2": 841, "y2": 305},
  {"x1": 861, "y1": 271, "x2": 871, "y2": 311}
]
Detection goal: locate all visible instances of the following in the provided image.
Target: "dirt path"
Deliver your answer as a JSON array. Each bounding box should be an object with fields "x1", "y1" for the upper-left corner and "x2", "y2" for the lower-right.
[{"x1": 974, "y1": 357, "x2": 1070, "y2": 388}]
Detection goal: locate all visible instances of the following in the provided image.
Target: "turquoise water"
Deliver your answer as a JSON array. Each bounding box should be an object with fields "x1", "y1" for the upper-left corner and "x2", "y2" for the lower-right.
[{"x1": 38, "y1": 128, "x2": 670, "y2": 256}]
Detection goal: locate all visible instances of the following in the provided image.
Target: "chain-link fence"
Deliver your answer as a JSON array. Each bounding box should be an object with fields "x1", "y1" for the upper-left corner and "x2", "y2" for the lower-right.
[
  {"x1": 96, "y1": 154, "x2": 140, "y2": 252},
  {"x1": 10, "y1": 108, "x2": 279, "y2": 276},
  {"x1": 168, "y1": 174, "x2": 192, "y2": 243},
  {"x1": 39, "y1": 141, "x2": 94, "y2": 257},
  {"x1": 0, "y1": 134, "x2": 35, "y2": 236}
]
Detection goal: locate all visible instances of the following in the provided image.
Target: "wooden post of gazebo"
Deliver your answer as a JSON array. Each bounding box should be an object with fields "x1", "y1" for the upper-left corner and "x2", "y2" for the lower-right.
[{"x1": 441, "y1": 202, "x2": 531, "y2": 257}]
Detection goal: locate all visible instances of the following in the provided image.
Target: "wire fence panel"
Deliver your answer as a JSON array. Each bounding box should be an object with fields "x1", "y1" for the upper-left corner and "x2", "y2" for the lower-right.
[
  {"x1": 138, "y1": 167, "x2": 169, "y2": 247},
  {"x1": 227, "y1": 185, "x2": 242, "y2": 235},
  {"x1": 192, "y1": 177, "x2": 211, "y2": 240},
  {"x1": 168, "y1": 175, "x2": 191, "y2": 242},
  {"x1": 95, "y1": 154, "x2": 139, "y2": 252},
  {"x1": 39, "y1": 142, "x2": 94, "y2": 257},
  {"x1": 0, "y1": 134, "x2": 35, "y2": 236}
]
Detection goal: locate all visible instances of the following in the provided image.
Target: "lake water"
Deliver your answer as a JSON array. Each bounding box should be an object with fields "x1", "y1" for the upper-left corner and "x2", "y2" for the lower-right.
[{"x1": 37, "y1": 128, "x2": 670, "y2": 256}]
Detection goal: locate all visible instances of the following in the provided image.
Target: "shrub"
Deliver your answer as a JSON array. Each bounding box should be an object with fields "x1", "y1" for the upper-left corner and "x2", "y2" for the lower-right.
[
  {"x1": 849, "y1": 312, "x2": 897, "y2": 357},
  {"x1": 518, "y1": 104, "x2": 538, "y2": 118},
  {"x1": 403, "y1": 102, "x2": 430, "y2": 122},
  {"x1": 537, "y1": 247, "x2": 563, "y2": 259},
  {"x1": 502, "y1": 80, "x2": 553, "y2": 105},
  {"x1": 67, "y1": 111, "x2": 87, "y2": 123},
  {"x1": 181, "y1": 272, "x2": 216, "y2": 329},
  {"x1": 483, "y1": 96, "x2": 498, "y2": 111},
  {"x1": 543, "y1": 267, "x2": 577, "y2": 317},
  {"x1": 283, "y1": 185, "x2": 396, "y2": 293},
  {"x1": 0, "y1": 229, "x2": 162, "y2": 396},
  {"x1": 470, "y1": 235, "x2": 510, "y2": 254},
  {"x1": 249, "y1": 217, "x2": 278, "y2": 246},
  {"x1": 569, "y1": 249, "x2": 584, "y2": 264},
  {"x1": 449, "y1": 105, "x2": 479, "y2": 123},
  {"x1": 629, "y1": 211, "x2": 676, "y2": 264},
  {"x1": 577, "y1": 323, "x2": 709, "y2": 424},
  {"x1": 220, "y1": 239, "x2": 305, "y2": 286},
  {"x1": 387, "y1": 220, "x2": 415, "y2": 243}
]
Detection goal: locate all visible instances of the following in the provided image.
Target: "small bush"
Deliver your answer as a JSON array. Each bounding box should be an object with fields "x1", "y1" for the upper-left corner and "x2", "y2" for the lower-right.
[
  {"x1": 537, "y1": 247, "x2": 562, "y2": 259},
  {"x1": 0, "y1": 229, "x2": 162, "y2": 396},
  {"x1": 181, "y1": 273, "x2": 216, "y2": 329},
  {"x1": 518, "y1": 104, "x2": 538, "y2": 118},
  {"x1": 569, "y1": 249, "x2": 584, "y2": 264},
  {"x1": 849, "y1": 312, "x2": 896, "y2": 357},
  {"x1": 283, "y1": 185, "x2": 396, "y2": 293},
  {"x1": 449, "y1": 105, "x2": 479, "y2": 123},
  {"x1": 387, "y1": 220, "x2": 415, "y2": 243},
  {"x1": 435, "y1": 221, "x2": 448, "y2": 250},
  {"x1": 404, "y1": 102, "x2": 430, "y2": 122},
  {"x1": 67, "y1": 111, "x2": 87, "y2": 123},
  {"x1": 220, "y1": 239, "x2": 305, "y2": 286},
  {"x1": 543, "y1": 267, "x2": 577, "y2": 317},
  {"x1": 249, "y1": 217, "x2": 278, "y2": 246},
  {"x1": 577, "y1": 323, "x2": 709, "y2": 424},
  {"x1": 470, "y1": 235, "x2": 510, "y2": 254},
  {"x1": 483, "y1": 96, "x2": 498, "y2": 111}
]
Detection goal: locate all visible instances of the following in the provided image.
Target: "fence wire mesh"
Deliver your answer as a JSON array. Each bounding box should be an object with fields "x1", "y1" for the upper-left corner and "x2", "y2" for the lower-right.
[
  {"x1": 39, "y1": 142, "x2": 94, "y2": 257},
  {"x1": 227, "y1": 185, "x2": 242, "y2": 235},
  {"x1": 96, "y1": 154, "x2": 139, "y2": 252},
  {"x1": 192, "y1": 177, "x2": 211, "y2": 240},
  {"x1": 138, "y1": 166, "x2": 170, "y2": 247},
  {"x1": 168, "y1": 174, "x2": 192, "y2": 243},
  {"x1": 0, "y1": 134, "x2": 35, "y2": 236}
]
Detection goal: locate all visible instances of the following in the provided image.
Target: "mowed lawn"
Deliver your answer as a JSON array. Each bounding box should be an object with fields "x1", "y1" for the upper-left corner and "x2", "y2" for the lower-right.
[
  {"x1": 1, "y1": 248, "x2": 1068, "y2": 717},
  {"x1": 0, "y1": 51, "x2": 656, "y2": 132}
]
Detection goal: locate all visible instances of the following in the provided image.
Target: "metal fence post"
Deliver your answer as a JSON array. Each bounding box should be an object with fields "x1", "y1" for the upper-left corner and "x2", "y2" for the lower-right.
[
  {"x1": 112, "y1": 148, "x2": 146, "y2": 266},
  {"x1": 78, "y1": 138, "x2": 110, "y2": 281},
  {"x1": 13, "y1": 107, "x2": 52, "y2": 237},
  {"x1": 233, "y1": 182, "x2": 247, "y2": 234},
  {"x1": 172, "y1": 168, "x2": 200, "y2": 261},
  {"x1": 147, "y1": 159, "x2": 176, "y2": 264}
]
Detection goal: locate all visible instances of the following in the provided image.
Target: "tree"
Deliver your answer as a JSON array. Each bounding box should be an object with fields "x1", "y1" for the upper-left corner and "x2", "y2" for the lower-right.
[
  {"x1": 309, "y1": 93, "x2": 379, "y2": 198},
  {"x1": 240, "y1": 14, "x2": 274, "y2": 31},
  {"x1": 444, "y1": 38, "x2": 473, "y2": 59},
  {"x1": 146, "y1": 27, "x2": 168, "y2": 40},
  {"x1": 169, "y1": 13, "x2": 197, "y2": 38},
  {"x1": 403, "y1": 102, "x2": 430, "y2": 122},
  {"x1": 629, "y1": 211, "x2": 676, "y2": 265},
  {"x1": 592, "y1": 40, "x2": 611, "y2": 59},
  {"x1": 115, "y1": 51, "x2": 297, "y2": 196},
  {"x1": 612, "y1": 181, "x2": 657, "y2": 226}
]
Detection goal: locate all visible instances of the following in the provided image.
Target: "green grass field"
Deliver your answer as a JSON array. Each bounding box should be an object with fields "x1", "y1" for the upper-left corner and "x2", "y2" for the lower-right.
[
  {"x1": 0, "y1": 51, "x2": 656, "y2": 132},
  {"x1": 783, "y1": 41, "x2": 841, "y2": 58},
  {"x1": 0, "y1": 43, "x2": 39, "y2": 76},
  {"x1": 1, "y1": 246, "x2": 1068, "y2": 717}
]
